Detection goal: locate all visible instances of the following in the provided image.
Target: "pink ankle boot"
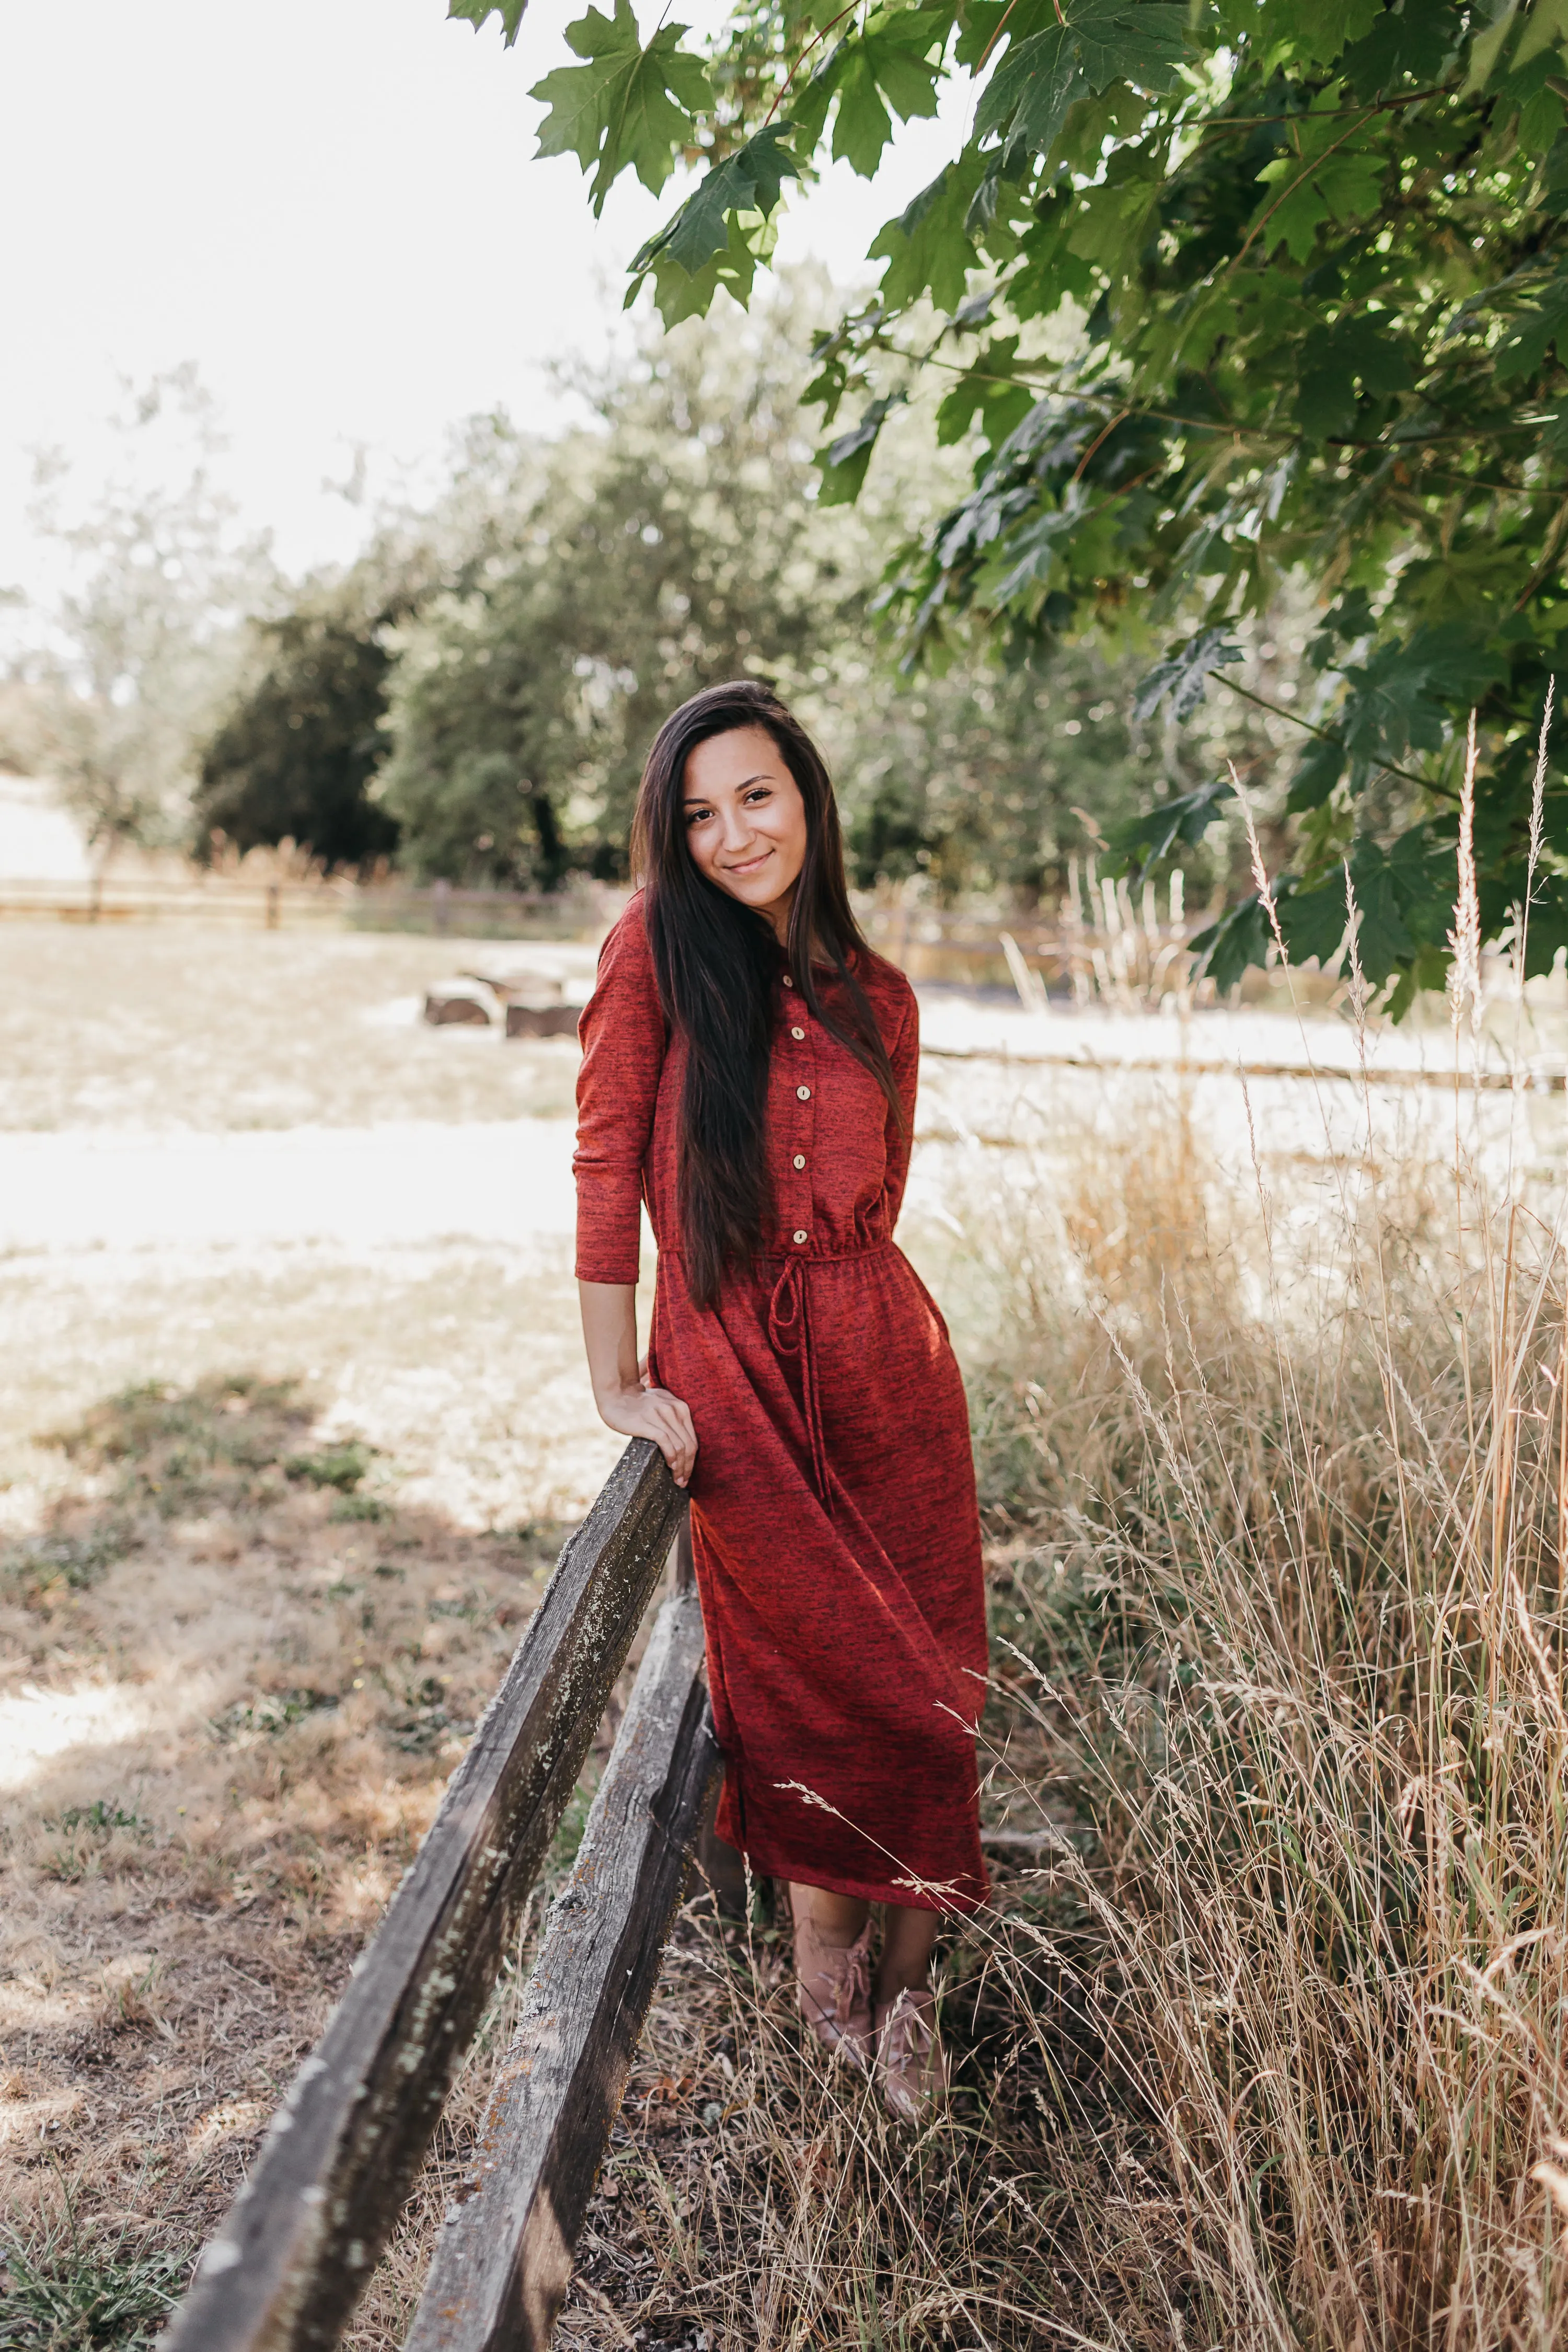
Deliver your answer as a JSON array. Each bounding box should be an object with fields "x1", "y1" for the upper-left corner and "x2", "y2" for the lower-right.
[
  {"x1": 874, "y1": 1985, "x2": 947, "y2": 2122},
  {"x1": 788, "y1": 1885, "x2": 873, "y2": 2071}
]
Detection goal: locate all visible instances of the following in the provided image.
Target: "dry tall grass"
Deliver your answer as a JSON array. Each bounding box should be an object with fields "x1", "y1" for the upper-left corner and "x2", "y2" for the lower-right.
[
  {"x1": 533, "y1": 1066, "x2": 1568, "y2": 2349},
  {"x1": 964, "y1": 1110, "x2": 1568, "y2": 2346}
]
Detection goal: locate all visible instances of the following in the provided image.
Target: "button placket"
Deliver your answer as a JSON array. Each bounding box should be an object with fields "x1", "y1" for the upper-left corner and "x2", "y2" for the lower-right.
[{"x1": 782, "y1": 986, "x2": 815, "y2": 1252}]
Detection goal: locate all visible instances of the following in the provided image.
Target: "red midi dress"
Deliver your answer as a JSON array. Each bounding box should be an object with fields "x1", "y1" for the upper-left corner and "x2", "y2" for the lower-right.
[{"x1": 573, "y1": 895, "x2": 990, "y2": 1913}]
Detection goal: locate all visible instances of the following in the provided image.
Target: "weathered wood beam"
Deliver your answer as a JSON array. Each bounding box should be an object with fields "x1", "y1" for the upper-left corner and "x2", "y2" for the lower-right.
[
  {"x1": 403, "y1": 1582, "x2": 720, "y2": 2352},
  {"x1": 167, "y1": 1439, "x2": 686, "y2": 2352}
]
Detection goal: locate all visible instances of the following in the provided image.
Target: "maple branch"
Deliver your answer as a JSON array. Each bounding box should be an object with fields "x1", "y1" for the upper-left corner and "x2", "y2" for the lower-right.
[
  {"x1": 976, "y1": 0, "x2": 1022, "y2": 75},
  {"x1": 1070, "y1": 408, "x2": 1129, "y2": 481},
  {"x1": 1193, "y1": 86, "x2": 1443, "y2": 138},
  {"x1": 1228, "y1": 110, "x2": 1381, "y2": 276},
  {"x1": 1216, "y1": 675, "x2": 1461, "y2": 804},
  {"x1": 763, "y1": 2, "x2": 861, "y2": 126},
  {"x1": 891, "y1": 348, "x2": 1549, "y2": 460}
]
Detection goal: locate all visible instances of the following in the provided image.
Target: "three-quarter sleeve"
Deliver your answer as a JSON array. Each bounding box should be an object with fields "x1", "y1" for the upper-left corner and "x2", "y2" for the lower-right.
[
  {"x1": 573, "y1": 900, "x2": 667, "y2": 1284},
  {"x1": 882, "y1": 982, "x2": 919, "y2": 1229}
]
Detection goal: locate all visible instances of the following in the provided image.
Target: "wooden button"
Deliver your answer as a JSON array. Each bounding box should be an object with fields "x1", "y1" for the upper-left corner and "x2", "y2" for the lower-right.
[
  {"x1": 796, "y1": 1085, "x2": 811, "y2": 1100},
  {"x1": 790, "y1": 1025, "x2": 805, "y2": 1040},
  {"x1": 792, "y1": 1153, "x2": 805, "y2": 1170},
  {"x1": 792, "y1": 1230, "x2": 808, "y2": 1244}
]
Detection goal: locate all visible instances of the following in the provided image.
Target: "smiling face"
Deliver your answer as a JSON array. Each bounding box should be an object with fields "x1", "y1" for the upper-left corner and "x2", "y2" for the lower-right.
[{"x1": 681, "y1": 723, "x2": 809, "y2": 941}]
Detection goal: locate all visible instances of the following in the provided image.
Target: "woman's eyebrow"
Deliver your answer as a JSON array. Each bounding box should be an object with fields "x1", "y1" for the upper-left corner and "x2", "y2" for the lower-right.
[{"x1": 682, "y1": 772, "x2": 772, "y2": 802}]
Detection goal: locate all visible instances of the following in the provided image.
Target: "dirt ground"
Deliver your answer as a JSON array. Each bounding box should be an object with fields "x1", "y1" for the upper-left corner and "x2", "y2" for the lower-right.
[
  {"x1": 9, "y1": 916, "x2": 1547, "y2": 2349},
  {"x1": 0, "y1": 924, "x2": 651, "y2": 2347}
]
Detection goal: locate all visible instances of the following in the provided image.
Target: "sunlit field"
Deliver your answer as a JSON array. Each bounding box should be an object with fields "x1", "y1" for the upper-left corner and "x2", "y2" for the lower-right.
[{"x1": 5, "y1": 917, "x2": 1568, "y2": 2348}]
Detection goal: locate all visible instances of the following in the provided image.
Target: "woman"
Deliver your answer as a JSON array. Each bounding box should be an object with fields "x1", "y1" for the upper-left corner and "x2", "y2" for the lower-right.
[{"x1": 573, "y1": 679, "x2": 988, "y2": 2120}]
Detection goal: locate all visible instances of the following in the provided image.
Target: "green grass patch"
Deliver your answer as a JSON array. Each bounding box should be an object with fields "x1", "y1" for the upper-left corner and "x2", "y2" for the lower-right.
[
  {"x1": 0, "y1": 2229, "x2": 185, "y2": 2350},
  {"x1": 210, "y1": 1688, "x2": 340, "y2": 1743}
]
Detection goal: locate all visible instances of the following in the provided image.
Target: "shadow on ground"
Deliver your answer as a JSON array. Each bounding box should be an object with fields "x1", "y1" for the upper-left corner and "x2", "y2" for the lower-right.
[{"x1": 0, "y1": 1374, "x2": 583, "y2": 2349}]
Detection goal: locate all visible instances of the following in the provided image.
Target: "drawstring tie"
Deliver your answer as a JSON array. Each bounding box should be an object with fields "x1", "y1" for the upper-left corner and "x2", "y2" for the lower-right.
[{"x1": 767, "y1": 1256, "x2": 831, "y2": 1506}]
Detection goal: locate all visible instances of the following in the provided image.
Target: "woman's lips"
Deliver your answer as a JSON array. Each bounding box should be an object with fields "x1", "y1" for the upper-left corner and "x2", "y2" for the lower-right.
[{"x1": 723, "y1": 848, "x2": 773, "y2": 875}]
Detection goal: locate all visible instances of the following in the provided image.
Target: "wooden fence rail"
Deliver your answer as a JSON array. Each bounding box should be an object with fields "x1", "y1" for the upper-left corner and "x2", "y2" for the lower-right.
[
  {"x1": 165, "y1": 1438, "x2": 691, "y2": 2352},
  {"x1": 406, "y1": 1574, "x2": 719, "y2": 2352}
]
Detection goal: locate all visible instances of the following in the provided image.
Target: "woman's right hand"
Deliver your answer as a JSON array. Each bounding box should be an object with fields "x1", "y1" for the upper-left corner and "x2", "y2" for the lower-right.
[{"x1": 593, "y1": 1381, "x2": 698, "y2": 1489}]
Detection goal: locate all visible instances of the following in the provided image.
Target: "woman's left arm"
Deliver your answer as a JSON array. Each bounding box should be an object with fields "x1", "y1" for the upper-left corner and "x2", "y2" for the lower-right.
[{"x1": 882, "y1": 987, "x2": 919, "y2": 1229}]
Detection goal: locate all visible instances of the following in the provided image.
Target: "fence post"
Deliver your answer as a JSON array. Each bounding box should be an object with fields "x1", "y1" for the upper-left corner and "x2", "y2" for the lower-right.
[
  {"x1": 434, "y1": 878, "x2": 452, "y2": 937},
  {"x1": 265, "y1": 883, "x2": 280, "y2": 931}
]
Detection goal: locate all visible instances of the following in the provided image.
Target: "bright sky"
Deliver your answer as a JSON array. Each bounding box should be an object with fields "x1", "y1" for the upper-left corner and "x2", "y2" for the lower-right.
[{"x1": 1, "y1": 0, "x2": 965, "y2": 592}]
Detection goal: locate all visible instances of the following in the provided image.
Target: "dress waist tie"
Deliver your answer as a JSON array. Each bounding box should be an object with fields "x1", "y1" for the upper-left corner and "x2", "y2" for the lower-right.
[{"x1": 767, "y1": 1257, "x2": 830, "y2": 1508}]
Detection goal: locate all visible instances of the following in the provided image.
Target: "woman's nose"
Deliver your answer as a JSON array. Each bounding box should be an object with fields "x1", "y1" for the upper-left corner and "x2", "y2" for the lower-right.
[{"x1": 719, "y1": 803, "x2": 753, "y2": 851}]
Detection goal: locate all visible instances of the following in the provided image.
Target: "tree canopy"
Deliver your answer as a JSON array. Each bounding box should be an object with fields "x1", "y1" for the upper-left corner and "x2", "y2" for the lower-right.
[
  {"x1": 459, "y1": 0, "x2": 1568, "y2": 1005},
  {"x1": 198, "y1": 290, "x2": 1193, "y2": 894}
]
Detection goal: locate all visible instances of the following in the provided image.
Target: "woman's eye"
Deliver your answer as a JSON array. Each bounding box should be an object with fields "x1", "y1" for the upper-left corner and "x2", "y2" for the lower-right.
[{"x1": 684, "y1": 806, "x2": 711, "y2": 826}]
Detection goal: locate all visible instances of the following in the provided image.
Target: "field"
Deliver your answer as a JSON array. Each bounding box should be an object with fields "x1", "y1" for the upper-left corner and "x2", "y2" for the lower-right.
[{"x1": 4, "y1": 917, "x2": 1568, "y2": 2350}]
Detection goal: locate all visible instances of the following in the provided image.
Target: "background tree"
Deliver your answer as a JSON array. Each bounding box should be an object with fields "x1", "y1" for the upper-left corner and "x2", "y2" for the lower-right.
[
  {"x1": 376, "y1": 282, "x2": 855, "y2": 885},
  {"x1": 189, "y1": 278, "x2": 1232, "y2": 901},
  {"x1": 812, "y1": 639, "x2": 1196, "y2": 901},
  {"x1": 464, "y1": 0, "x2": 1568, "y2": 1005},
  {"x1": 10, "y1": 365, "x2": 273, "y2": 856},
  {"x1": 194, "y1": 577, "x2": 406, "y2": 869}
]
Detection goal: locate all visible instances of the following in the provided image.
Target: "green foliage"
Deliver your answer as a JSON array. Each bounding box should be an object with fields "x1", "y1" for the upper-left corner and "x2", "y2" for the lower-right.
[
  {"x1": 210, "y1": 1688, "x2": 340, "y2": 1741},
  {"x1": 629, "y1": 124, "x2": 801, "y2": 316},
  {"x1": 447, "y1": 0, "x2": 527, "y2": 42},
  {"x1": 814, "y1": 641, "x2": 1184, "y2": 899},
  {"x1": 532, "y1": 0, "x2": 712, "y2": 211},
  {"x1": 0, "y1": 1526, "x2": 132, "y2": 1609},
  {"x1": 193, "y1": 578, "x2": 406, "y2": 869},
  {"x1": 55, "y1": 1802, "x2": 149, "y2": 1835},
  {"x1": 509, "y1": 0, "x2": 1568, "y2": 1001},
  {"x1": 376, "y1": 292, "x2": 836, "y2": 885},
  {"x1": 975, "y1": 2, "x2": 1189, "y2": 167}
]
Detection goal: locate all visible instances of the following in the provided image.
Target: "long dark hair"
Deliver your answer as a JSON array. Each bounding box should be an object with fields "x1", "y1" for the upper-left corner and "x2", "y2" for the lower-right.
[{"x1": 631, "y1": 679, "x2": 903, "y2": 1308}]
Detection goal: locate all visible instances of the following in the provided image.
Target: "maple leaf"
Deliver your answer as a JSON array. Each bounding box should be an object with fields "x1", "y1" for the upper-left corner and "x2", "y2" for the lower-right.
[
  {"x1": 1285, "y1": 734, "x2": 1347, "y2": 812},
  {"x1": 629, "y1": 125, "x2": 801, "y2": 320},
  {"x1": 816, "y1": 394, "x2": 907, "y2": 506},
  {"x1": 977, "y1": 0, "x2": 1189, "y2": 168},
  {"x1": 1343, "y1": 0, "x2": 1463, "y2": 96},
  {"x1": 636, "y1": 210, "x2": 765, "y2": 326},
  {"x1": 1516, "y1": 0, "x2": 1568, "y2": 71},
  {"x1": 1133, "y1": 628, "x2": 1243, "y2": 723},
  {"x1": 1252, "y1": 123, "x2": 1386, "y2": 263},
  {"x1": 1265, "y1": 0, "x2": 1382, "y2": 69},
  {"x1": 790, "y1": 13, "x2": 948, "y2": 179},
  {"x1": 1297, "y1": 314, "x2": 1413, "y2": 437},
  {"x1": 1278, "y1": 871, "x2": 1352, "y2": 966},
  {"x1": 1102, "y1": 774, "x2": 1235, "y2": 874},
  {"x1": 447, "y1": 0, "x2": 527, "y2": 44},
  {"x1": 1340, "y1": 626, "x2": 1507, "y2": 775},
  {"x1": 531, "y1": 0, "x2": 712, "y2": 213},
  {"x1": 869, "y1": 154, "x2": 987, "y2": 310},
  {"x1": 1189, "y1": 893, "x2": 1273, "y2": 991},
  {"x1": 1494, "y1": 268, "x2": 1568, "y2": 382}
]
